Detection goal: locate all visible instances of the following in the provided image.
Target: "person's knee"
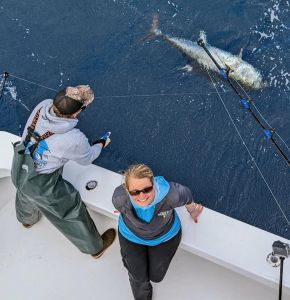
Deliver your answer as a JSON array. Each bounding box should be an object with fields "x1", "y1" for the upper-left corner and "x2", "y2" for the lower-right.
[
  {"x1": 129, "y1": 272, "x2": 149, "y2": 284},
  {"x1": 149, "y1": 273, "x2": 166, "y2": 283},
  {"x1": 149, "y1": 261, "x2": 170, "y2": 282}
]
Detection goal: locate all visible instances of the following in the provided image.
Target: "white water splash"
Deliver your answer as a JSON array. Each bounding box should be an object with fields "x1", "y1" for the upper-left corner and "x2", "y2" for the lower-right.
[
  {"x1": 26, "y1": 52, "x2": 47, "y2": 66},
  {"x1": 167, "y1": 1, "x2": 180, "y2": 18},
  {"x1": 59, "y1": 71, "x2": 64, "y2": 87},
  {"x1": 4, "y1": 81, "x2": 30, "y2": 111},
  {"x1": 252, "y1": 0, "x2": 290, "y2": 91},
  {"x1": 255, "y1": 31, "x2": 275, "y2": 40},
  {"x1": 269, "y1": 4, "x2": 280, "y2": 23}
]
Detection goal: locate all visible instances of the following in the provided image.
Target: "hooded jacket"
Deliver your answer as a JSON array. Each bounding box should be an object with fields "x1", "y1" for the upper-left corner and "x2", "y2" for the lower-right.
[
  {"x1": 112, "y1": 176, "x2": 193, "y2": 246},
  {"x1": 22, "y1": 99, "x2": 102, "y2": 174}
]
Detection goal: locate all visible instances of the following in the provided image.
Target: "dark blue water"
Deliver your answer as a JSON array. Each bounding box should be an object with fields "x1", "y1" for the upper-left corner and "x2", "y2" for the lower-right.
[{"x1": 1, "y1": 0, "x2": 290, "y2": 239}]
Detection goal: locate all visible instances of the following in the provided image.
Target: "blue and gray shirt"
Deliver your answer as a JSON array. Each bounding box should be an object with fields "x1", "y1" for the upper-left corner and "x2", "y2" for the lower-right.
[{"x1": 112, "y1": 176, "x2": 194, "y2": 246}]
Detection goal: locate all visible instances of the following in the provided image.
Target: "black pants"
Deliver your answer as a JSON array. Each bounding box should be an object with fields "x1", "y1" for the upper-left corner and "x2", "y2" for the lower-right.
[{"x1": 118, "y1": 230, "x2": 182, "y2": 300}]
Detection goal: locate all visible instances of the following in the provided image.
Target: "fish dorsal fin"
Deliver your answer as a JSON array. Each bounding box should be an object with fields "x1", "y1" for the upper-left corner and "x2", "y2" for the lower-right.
[
  {"x1": 238, "y1": 47, "x2": 244, "y2": 59},
  {"x1": 199, "y1": 31, "x2": 207, "y2": 44}
]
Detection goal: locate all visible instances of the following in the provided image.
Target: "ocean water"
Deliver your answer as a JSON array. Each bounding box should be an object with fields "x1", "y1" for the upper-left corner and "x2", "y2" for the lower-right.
[{"x1": 0, "y1": 0, "x2": 290, "y2": 239}]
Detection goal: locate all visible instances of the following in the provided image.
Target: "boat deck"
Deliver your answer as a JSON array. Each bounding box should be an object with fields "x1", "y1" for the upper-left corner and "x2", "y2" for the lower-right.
[
  {"x1": 0, "y1": 131, "x2": 287, "y2": 300},
  {"x1": 0, "y1": 181, "x2": 278, "y2": 300}
]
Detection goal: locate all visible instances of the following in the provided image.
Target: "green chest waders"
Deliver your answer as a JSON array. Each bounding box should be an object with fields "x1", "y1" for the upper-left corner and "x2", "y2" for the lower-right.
[{"x1": 11, "y1": 108, "x2": 103, "y2": 254}]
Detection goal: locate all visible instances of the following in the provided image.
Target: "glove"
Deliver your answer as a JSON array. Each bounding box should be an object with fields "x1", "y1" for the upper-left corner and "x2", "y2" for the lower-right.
[{"x1": 92, "y1": 131, "x2": 111, "y2": 148}]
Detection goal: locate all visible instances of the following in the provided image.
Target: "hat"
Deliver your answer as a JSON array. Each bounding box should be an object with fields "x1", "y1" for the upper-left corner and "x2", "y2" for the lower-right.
[{"x1": 65, "y1": 85, "x2": 94, "y2": 106}]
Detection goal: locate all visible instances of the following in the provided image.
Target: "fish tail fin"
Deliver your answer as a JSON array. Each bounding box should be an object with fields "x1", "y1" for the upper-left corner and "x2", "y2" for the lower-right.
[
  {"x1": 151, "y1": 13, "x2": 160, "y2": 35},
  {"x1": 142, "y1": 13, "x2": 162, "y2": 42}
]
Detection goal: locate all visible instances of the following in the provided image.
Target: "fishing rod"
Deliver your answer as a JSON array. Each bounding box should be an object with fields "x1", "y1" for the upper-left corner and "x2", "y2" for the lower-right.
[
  {"x1": 197, "y1": 38, "x2": 290, "y2": 167},
  {"x1": 0, "y1": 71, "x2": 9, "y2": 100}
]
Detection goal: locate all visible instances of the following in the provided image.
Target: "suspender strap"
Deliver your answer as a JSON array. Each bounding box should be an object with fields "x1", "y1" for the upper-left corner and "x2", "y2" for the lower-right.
[
  {"x1": 40, "y1": 131, "x2": 54, "y2": 140},
  {"x1": 24, "y1": 107, "x2": 54, "y2": 157},
  {"x1": 30, "y1": 108, "x2": 41, "y2": 130},
  {"x1": 28, "y1": 107, "x2": 54, "y2": 139}
]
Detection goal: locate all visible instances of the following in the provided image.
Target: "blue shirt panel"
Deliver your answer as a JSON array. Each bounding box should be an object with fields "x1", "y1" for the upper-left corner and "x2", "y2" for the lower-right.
[{"x1": 118, "y1": 211, "x2": 181, "y2": 246}]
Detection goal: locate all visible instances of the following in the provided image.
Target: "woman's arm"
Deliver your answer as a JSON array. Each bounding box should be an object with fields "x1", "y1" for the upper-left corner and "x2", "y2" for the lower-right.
[{"x1": 168, "y1": 182, "x2": 203, "y2": 223}]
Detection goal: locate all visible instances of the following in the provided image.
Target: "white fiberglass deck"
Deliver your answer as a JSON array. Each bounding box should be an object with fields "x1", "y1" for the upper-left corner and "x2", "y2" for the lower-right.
[{"x1": 0, "y1": 182, "x2": 278, "y2": 300}]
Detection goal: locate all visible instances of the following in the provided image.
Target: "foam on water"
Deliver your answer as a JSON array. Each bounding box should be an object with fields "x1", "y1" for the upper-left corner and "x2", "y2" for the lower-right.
[
  {"x1": 253, "y1": 0, "x2": 290, "y2": 91},
  {"x1": 4, "y1": 81, "x2": 30, "y2": 111}
]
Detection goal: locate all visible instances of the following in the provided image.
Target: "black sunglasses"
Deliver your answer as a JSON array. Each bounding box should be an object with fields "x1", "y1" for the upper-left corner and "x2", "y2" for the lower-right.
[{"x1": 128, "y1": 186, "x2": 153, "y2": 196}]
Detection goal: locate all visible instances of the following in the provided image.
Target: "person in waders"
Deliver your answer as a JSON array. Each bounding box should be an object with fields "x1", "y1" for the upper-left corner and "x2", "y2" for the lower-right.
[
  {"x1": 11, "y1": 85, "x2": 116, "y2": 259},
  {"x1": 112, "y1": 164, "x2": 203, "y2": 300}
]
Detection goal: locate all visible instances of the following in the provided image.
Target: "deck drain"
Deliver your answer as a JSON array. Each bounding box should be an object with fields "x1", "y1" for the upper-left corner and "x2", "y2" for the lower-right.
[{"x1": 85, "y1": 180, "x2": 98, "y2": 190}]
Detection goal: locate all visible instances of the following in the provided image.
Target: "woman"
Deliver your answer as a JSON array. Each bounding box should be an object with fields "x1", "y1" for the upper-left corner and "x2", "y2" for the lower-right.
[{"x1": 112, "y1": 163, "x2": 203, "y2": 300}]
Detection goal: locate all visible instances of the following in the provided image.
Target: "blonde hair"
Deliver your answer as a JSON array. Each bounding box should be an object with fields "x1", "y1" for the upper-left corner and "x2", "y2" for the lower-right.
[{"x1": 124, "y1": 164, "x2": 154, "y2": 189}]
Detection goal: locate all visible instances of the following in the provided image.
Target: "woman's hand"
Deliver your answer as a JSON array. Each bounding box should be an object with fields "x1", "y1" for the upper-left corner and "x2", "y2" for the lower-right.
[{"x1": 185, "y1": 203, "x2": 203, "y2": 223}]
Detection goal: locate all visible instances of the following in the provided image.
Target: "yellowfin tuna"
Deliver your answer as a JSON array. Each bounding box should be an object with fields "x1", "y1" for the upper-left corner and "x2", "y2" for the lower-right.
[{"x1": 145, "y1": 15, "x2": 266, "y2": 90}]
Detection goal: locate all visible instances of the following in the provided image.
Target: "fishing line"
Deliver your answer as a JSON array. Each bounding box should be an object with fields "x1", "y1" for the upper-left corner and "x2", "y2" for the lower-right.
[
  {"x1": 0, "y1": 72, "x2": 31, "y2": 111},
  {"x1": 198, "y1": 39, "x2": 290, "y2": 165},
  {"x1": 9, "y1": 73, "x2": 58, "y2": 92},
  {"x1": 3, "y1": 71, "x2": 231, "y2": 99},
  {"x1": 207, "y1": 44, "x2": 290, "y2": 156},
  {"x1": 232, "y1": 77, "x2": 272, "y2": 125},
  {"x1": 95, "y1": 90, "x2": 229, "y2": 99},
  {"x1": 206, "y1": 42, "x2": 290, "y2": 164},
  {"x1": 231, "y1": 76, "x2": 290, "y2": 154},
  {"x1": 206, "y1": 68, "x2": 290, "y2": 226},
  {"x1": 207, "y1": 42, "x2": 280, "y2": 131}
]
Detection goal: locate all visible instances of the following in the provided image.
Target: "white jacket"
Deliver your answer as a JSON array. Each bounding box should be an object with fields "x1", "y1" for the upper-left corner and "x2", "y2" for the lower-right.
[{"x1": 22, "y1": 99, "x2": 102, "y2": 174}]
